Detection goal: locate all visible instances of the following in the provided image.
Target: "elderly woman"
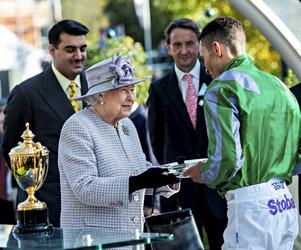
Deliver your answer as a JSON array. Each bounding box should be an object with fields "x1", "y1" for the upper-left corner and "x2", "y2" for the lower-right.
[{"x1": 58, "y1": 54, "x2": 179, "y2": 231}]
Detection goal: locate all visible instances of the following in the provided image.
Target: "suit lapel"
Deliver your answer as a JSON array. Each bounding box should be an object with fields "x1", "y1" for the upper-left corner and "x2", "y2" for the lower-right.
[
  {"x1": 196, "y1": 87, "x2": 205, "y2": 131},
  {"x1": 38, "y1": 67, "x2": 75, "y2": 122},
  {"x1": 80, "y1": 74, "x2": 88, "y2": 108},
  {"x1": 196, "y1": 62, "x2": 212, "y2": 130},
  {"x1": 162, "y1": 63, "x2": 212, "y2": 132},
  {"x1": 162, "y1": 70, "x2": 194, "y2": 130}
]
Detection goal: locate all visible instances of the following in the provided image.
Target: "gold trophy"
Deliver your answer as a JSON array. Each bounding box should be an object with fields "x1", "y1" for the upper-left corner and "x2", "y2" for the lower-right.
[{"x1": 9, "y1": 123, "x2": 53, "y2": 233}]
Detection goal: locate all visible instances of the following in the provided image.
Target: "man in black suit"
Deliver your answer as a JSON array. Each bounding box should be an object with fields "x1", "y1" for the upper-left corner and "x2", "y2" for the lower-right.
[
  {"x1": 0, "y1": 98, "x2": 15, "y2": 225},
  {"x1": 147, "y1": 18, "x2": 227, "y2": 249},
  {"x1": 2, "y1": 19, "x2": 89, "y2": 227}
]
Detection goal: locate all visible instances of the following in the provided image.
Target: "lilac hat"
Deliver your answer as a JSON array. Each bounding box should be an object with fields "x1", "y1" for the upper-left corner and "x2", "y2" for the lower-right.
[{"x1": 73, "y1": 54, "x2": 150, "y2": 101}]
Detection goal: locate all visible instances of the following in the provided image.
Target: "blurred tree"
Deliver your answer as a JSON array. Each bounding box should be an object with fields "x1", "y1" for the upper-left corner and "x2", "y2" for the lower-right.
[
  {"x1": 151, "y1": 0, "x2": 282, "y2": 77},
  {"x1": 285, "y1": 69, "x2": 299, "y2": 88},
  {"x1": 105, "y1": 0, "x2": 143, "y2": 46},
  {"x1": 61, "y1": 0, "x2": 108, "y2": 43},
  {"x1": 87, "y1": 36, "x2": 151, "y2": 104}
]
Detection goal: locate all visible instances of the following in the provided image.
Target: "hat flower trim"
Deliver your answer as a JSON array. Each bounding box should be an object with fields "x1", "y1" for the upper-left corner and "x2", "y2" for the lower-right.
[{"x1": 109, "y1": 54, "x2": 135, "y2": 88}]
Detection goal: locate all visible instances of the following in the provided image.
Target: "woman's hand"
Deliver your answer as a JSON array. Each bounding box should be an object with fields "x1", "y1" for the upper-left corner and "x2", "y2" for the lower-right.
[{"x1": 129, "y1": 168, "x2": 179, "y2": 193}]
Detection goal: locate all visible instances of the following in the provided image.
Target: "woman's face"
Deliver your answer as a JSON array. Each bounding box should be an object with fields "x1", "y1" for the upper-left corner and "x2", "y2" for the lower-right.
[{"x1": 99, "y1": 84, "x2": 136, "y2": 124}]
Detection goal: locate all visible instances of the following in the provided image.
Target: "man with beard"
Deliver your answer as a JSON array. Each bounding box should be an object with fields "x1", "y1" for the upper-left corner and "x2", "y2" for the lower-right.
[{"x1": 2, "y1": 19, "x2": 89, "y2": 227}]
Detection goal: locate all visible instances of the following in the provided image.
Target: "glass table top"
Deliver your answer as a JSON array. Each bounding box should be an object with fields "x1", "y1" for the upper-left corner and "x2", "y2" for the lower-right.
[{"x1": 0, "y1": 225, "x2": 173, "y2": 249}]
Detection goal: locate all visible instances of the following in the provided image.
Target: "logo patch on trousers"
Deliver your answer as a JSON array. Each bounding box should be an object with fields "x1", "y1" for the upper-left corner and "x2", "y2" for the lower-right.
[
  {"x1": 267, "y1": 195, "x2": 295, "y2": 215},
  {"x1": 271, "y1": 181, "x2": 285, "y2": 190}
]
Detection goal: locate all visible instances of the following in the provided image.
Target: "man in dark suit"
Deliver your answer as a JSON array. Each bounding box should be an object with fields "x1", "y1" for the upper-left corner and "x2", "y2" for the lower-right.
[
  {"x1": 147, "y1": 18, "x2": 227, "y2": 249},
  {"x1": 2, "y1": 19, "x2": 89, "y2": 227},
  {"x1": 0, "y1": 98, "x2": 15, "y2": 225}
]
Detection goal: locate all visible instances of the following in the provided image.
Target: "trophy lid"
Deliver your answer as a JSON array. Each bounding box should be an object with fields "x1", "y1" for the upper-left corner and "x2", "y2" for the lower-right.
[{"x1": 9, "y1": 123, "x2": 48, "y2": 157}]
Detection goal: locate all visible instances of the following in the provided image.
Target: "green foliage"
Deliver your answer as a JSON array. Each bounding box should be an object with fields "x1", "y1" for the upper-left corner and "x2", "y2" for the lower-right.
[
  {"x1": 285, "y1": 69, "x2": 300, "y2": 88},
  {"x1": 86, "y1": 36, "x2": 151, "y2": 104},
  {"x1": 155, "y1": 0, "x2": 283, "y2": 78},
  {"x1": 212, "y1": 1, "x2": 281, "y2": 77},
  {"x1": 104, "y1": 0, "x2": 284, "y2": 78},
  {"x1": 105, "y1": 0, "x2": 144, "y2": 46},
  {"x1": 61, "y1": 0, "x2": 108, "y2": 43}
]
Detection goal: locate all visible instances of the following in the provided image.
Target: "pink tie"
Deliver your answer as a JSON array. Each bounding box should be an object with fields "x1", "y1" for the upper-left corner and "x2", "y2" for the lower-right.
[{"x1": 184, "y1": 73, "x2": 197, "y2": 129}]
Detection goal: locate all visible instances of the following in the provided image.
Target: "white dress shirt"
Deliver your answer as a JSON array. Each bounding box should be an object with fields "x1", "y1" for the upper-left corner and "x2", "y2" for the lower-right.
[
  {"x1": 51, "y1": 63, "x2": 83, "y2": 109},
  {"x1": 174, "y1": 60, "x2": 200, "y2": 101}
]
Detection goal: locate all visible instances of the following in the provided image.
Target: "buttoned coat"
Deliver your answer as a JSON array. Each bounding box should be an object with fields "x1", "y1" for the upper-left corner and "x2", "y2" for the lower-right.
[
  {"x1": 58, "y1": 109, "x2": 146, "y2": 231},
  {"x1": 2, "y1": 66, "x2": 88, "y2": 227}
]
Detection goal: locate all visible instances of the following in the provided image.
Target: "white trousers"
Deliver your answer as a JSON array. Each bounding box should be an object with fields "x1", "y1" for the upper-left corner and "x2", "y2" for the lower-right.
[{"x1": 222, "y1": 178, "x2": 298, "y2": 250}]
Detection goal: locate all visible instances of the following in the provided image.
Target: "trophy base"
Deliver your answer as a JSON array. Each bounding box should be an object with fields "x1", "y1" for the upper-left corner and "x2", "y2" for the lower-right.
[{"x1": 13, "y1": 208, "x2": 53, "y2": 234}]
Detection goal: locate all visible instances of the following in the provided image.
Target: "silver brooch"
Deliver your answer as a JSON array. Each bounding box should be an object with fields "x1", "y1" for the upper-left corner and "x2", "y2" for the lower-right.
[{"x1": 122, "y1": 125, "x2": 129, "y2": 136}]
